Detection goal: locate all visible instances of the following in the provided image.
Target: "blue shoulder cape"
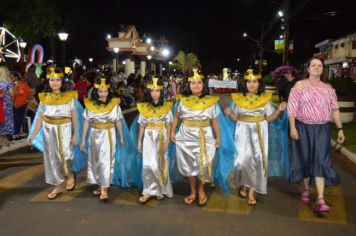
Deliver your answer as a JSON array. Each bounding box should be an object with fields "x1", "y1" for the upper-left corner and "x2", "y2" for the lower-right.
[
  {"x1": 29, "y1": 99, "x2": 87, "y2": 173},
  {"x1": 225, "y1": 102, "x2": 290, "y2": 180},
  {"x1": 168, "y1": 101, "x2": 237, "y2": 193}
]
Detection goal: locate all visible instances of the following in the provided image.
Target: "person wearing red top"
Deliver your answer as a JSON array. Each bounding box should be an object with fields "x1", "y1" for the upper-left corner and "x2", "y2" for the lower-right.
[
  {"x1": 75, "y1": 74, "x2": 90, "y2": 107},
  {"x1": 11, "y1": 71, "x2": 32, "y2": 139}
]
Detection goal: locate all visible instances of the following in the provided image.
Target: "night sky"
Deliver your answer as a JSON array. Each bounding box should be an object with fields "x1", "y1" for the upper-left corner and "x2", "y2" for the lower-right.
[{"x1": 45, "y1": 0, "x2": 356, "y2": 73}]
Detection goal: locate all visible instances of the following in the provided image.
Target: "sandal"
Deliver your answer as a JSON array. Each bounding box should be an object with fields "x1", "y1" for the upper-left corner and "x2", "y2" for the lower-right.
[
  {"x1": 239, "y1": 185, "x2": 248, "y2": 198},
  {"x1": 66, "y1": 175, "x2": 76, "y2": 191},
  {"x1": 48, "y1": 187, "x2": 63, "y2": 200},
  {"x1": 92, "y1": 188, "x2": 101, "y2": 196},
  {"x1": 314, "y1": 198, "x2": 330, "y2": 212},
  {"x1": 198, "y1": 196, "x2": 208, "y2": 207},
  {"x1": 139, "y1": 195, "x2": 152, "y2": 204},
  {"x1": 183, "y1": 195, "x2": 196, "y2": 205},
  {"x1": 156, "y1": 195, "x2": 165, "y2": 200},
  {"x1": 248, "y1": 198, "x2": 257, "y2": 206},
  {"x1": 300, "y1": 188, "x2": 310, "y2": 205},
  {"x1": 100, "y1": 190, "x2": 109, "y2": 202}
]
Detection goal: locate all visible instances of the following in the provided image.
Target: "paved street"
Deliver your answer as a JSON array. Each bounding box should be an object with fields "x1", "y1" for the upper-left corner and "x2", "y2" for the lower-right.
[{"x1": 1, "y1": 145, "x2": 356, "y2": 236}]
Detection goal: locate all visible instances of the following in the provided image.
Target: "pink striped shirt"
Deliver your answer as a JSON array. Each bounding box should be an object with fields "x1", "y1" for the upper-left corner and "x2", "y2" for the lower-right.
[{"x1": 287, "y1": 80, "x2": 339, "y2": 124}]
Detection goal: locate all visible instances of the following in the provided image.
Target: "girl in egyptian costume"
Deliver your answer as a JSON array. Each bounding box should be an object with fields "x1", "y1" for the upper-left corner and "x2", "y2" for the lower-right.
[
  {"x1": 224, "y1": 69, "x2": 288, "y2": 206},
  {"x1": 170, "y1": 69, "x2": 235, "y2": 207},
  {"x1": 28, "y1": 67, "x2": 85, "y2": 200},
  {"x1": 80, "y1": 77, "x2": 125, "y2": 202},
  {"x1": 129, "y1": 76, "x2": 174, "y2": 204}
]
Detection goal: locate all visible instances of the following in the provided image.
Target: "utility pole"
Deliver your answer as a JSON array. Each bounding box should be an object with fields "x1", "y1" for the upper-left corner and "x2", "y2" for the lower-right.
[
  {"x1": 282, "y1": 0, "x2": 290, "y2": 65},
  {"x1": 258, "y1": 23, "x2": 264, "y2": 73}
]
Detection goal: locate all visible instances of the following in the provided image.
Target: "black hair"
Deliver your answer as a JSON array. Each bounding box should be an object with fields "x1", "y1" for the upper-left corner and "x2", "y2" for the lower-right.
[
  {"x1": 241, "y1": 69, "x2": 265, "y2": 96},
  {"x1": 144, "y1": 75, "x2": 165, "y2": 106},
  {"x1": 181, "y1": 69, "x2": 210, "y2": 98},
  {"x1": 91, "y1": 77, "x2": 116, "y2": 105},
  {"x1": 10, "y1": 70, "x2": 23, "y2": 81},
  {"x1": 304, "y1": 57, "x2": 327, "y2": 83},
  {"x1": 44, "y1": 67, "x2": 68, "y2": 92}
]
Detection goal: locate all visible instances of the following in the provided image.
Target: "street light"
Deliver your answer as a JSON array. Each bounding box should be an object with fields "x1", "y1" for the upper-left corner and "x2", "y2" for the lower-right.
[
  {"x1": 150, "y1": 46, "x2": 155, "y2": 51},
  {"x1": 278, "y1": 10, "x2": 284, "y2": 17},
  {"x1": 58, "y1": 32, "x2": 69, "y2": 68},
  {"x1": 147, "y1": 55, "x2": 152, "y2": 74},
  {"x1": 19, "y1": 38, "x2": 27, "y2": 62},
  {"x1": 88, "y1": 58, "x2": 93, "y2": 69},
  {"x1": 162, "y1": 48, "x2": 170, "y2": 57},
  {"x1": 146, "y1": 38, "x2": 152, "y2": 44},
  {"x1": 113, "y1": 47, "x2": 119, "y2": 72},
  {"x1": 107, "y1": 34, "x2": 111, "y2": 39},
  {"x1": 242, "y1": 31, "x2": 263, "y2": 72}
]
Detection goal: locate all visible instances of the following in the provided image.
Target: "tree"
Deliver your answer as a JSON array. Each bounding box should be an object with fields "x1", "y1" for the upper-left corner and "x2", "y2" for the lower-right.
[
  {"x1": 172, "y1": 51, "x2": 201, "y2": 74},
  {"x1": 0, "y1": 0, "x2": 60, "y2": 43}
]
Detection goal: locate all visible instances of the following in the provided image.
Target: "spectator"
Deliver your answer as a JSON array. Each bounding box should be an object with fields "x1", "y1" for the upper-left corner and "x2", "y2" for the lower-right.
[
  {"x1": 11, "y1": 71, "x2": 32, "y2": 140},
  {"x1": 0, "y1": 65, "x2": 14, "y2": 147}
]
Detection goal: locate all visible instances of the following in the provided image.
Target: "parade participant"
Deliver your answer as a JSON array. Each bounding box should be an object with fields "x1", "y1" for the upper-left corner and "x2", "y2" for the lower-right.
[
  {"x1": 132, "y1": 76, "x2": 174, "y2": 204},
  {"x1": 171, "y1": 68, "x2": 221, "y2": 207},
  {"x1": 0, "y1": 65, "x2": 14, "y2": 147},
  {"x1": 224, "y1": 69, "x2": 287, "y2": 206},
  {"x1": 288, "y1": 58, "x2": 345, "y2": 212},
  {"x1": 80, "y1": 77, "x2": 125, "y2": 202},
  {"x1": 27, "y1": 67, "x2": 81, "y2": 200}
]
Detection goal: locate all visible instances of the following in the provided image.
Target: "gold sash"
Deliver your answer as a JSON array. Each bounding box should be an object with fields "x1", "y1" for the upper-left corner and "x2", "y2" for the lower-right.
[{"x1": 182, "y1": 118, "x2": 213, "y2": 185}]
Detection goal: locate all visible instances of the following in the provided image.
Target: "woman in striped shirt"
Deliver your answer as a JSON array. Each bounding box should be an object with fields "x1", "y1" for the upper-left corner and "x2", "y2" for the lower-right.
[{"x1": 288, "y1": 57, "x2": 345, "y2": 212}]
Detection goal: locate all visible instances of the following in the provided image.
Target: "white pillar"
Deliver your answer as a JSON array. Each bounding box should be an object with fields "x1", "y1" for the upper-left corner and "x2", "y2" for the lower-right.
[
  {"x1": 159, "y1": 64, "x2": 163, "y2": 76},
  {"x1": 124, "y1": 59, "x2": 135, "y2": 76},
  {"x1": 140, "y1": 61, "x2": 146, "y2": 77},
  {"x1": 113, "y1": 58, "x2": 117, "y2": 72}
]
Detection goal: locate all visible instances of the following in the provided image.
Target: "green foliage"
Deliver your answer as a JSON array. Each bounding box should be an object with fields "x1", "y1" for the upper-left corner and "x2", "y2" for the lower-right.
[
  {"x1": 329, "y1": 77, "x2": 356, "y2": 97},
  {"x1": 1, "y1": 0, "x2": 60, "y2": 42},
  {"x1": 262, "y1": 71, "x2": 274, "y2": 85},
  {"x1": 172, "y1": 51, "x2": 201, "y2": 73}
]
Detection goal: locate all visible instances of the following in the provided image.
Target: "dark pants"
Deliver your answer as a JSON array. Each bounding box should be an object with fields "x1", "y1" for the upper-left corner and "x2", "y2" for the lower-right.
[{"x1": 13, "y1": 105, "x2": 27, "y2": 135}]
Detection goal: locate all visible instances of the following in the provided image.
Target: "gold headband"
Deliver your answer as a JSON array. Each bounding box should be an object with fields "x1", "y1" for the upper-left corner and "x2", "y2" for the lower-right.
[
  {"x1": 94, "y1": 78, "x2": 110, "y2": 89},
  {"x1": 244, "y1": 69, "x2": 261, "y2": 80},
  {"x1": 147, "y1": 77, "x2": 163, "y2": 90},
  {"x1": 188, "y1": 68, "x2": 205, "y2": 82},
  {"x1": 46, "y1": 67, "x2": 64, "y2": 79}
]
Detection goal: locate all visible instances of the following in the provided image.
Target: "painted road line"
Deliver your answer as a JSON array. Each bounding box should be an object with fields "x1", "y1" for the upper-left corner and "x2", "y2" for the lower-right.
[
  {"x1": 299, "y1": 186, "x2": 347, "y2": 224},
  {"x1": 0, "y1": 164, "x2": 44, "y2": 194}
]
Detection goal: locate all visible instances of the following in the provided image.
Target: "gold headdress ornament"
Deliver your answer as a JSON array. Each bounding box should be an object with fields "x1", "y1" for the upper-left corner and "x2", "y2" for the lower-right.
[
  {"x1": 188, "y1": 68, "x2": 205, "y2": 82},
  {"x1": 244, "y1": 69, "x2": 261, "y2": 80},
  {"x1": 46, "y1": 67, "x2": 64, "y2": 79},
  {"x1": 94, "y1": 78, "x2": 110, "y2": 89},
  {"x1": 146, "y1": 77, "x2": 163, "y2": 90}
]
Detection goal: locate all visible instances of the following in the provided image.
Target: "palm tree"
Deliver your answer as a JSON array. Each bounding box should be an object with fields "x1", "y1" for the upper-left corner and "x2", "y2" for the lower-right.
[{"x1": 172, "y1": 51, "x2": 201, "y2": 73}]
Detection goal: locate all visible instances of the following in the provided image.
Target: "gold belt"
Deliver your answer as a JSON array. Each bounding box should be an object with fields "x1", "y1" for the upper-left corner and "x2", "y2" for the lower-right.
[
  {"x1": 239, "y1": 115, "x2": 267, "y2": 176},
  {"x1": 182, "y1": 119, "x2": 210, "y2": 128},
  {"x1": 43, "y1": 116, "x2": 71, "y2": 124},
  {"x1": 146, "y1": 122, "x2": 165, "y2": 129},
  {"x1": 182, "y1": 118, "x2": 213, "y2": 185},
  {"x1": 238, "y1": 115, "x2": 265, "y2": 122},
  {"x1": 92, "y1": 122, "x2": 115, "y2": 129}
]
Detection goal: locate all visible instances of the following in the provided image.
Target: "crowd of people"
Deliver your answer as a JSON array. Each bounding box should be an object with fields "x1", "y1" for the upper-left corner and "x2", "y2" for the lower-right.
[{"x1": 0, "y1": 63, "x2": 184, "y2": 149}]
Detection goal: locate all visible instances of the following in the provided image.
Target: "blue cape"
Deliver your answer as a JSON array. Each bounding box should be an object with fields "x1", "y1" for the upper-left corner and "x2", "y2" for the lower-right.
[{"x1": 29, "y1": 100, "x2": 87, "y2": 173}]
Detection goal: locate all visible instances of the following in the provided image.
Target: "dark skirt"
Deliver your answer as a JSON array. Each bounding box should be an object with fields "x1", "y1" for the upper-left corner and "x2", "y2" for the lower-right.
[{"x1": 290, "y1": 120, "x2": 340, "y2": 186}]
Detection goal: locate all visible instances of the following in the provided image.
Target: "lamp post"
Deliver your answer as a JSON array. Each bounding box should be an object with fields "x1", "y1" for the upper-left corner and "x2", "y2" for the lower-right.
[
  {"x1": 19, "y1": 38, "x2": 27, "y2": 62},
  {"x1": 147, "y1": 55, "x2": 152, "y2": 74},
  {"x1": 89, "y1": 57, "x2": 93, "y2": 69},
  {"x1": 113, "y1": 47, "x2": 119, "y2": 72},
  {"x1": 58, "y1": 32, "x2": 69, "y2": 68},
  {"x1": 243, "y1": 30, "x2": 263, "y2": 73}
]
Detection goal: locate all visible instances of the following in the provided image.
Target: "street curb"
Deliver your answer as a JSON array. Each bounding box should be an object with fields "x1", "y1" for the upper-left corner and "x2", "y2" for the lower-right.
[
  {"x1": 331, "y1": 139, "x2": 356, "y2": 164},
  {"x1": 0, "y1": 108, "x2": 138, "y2": 156}
]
